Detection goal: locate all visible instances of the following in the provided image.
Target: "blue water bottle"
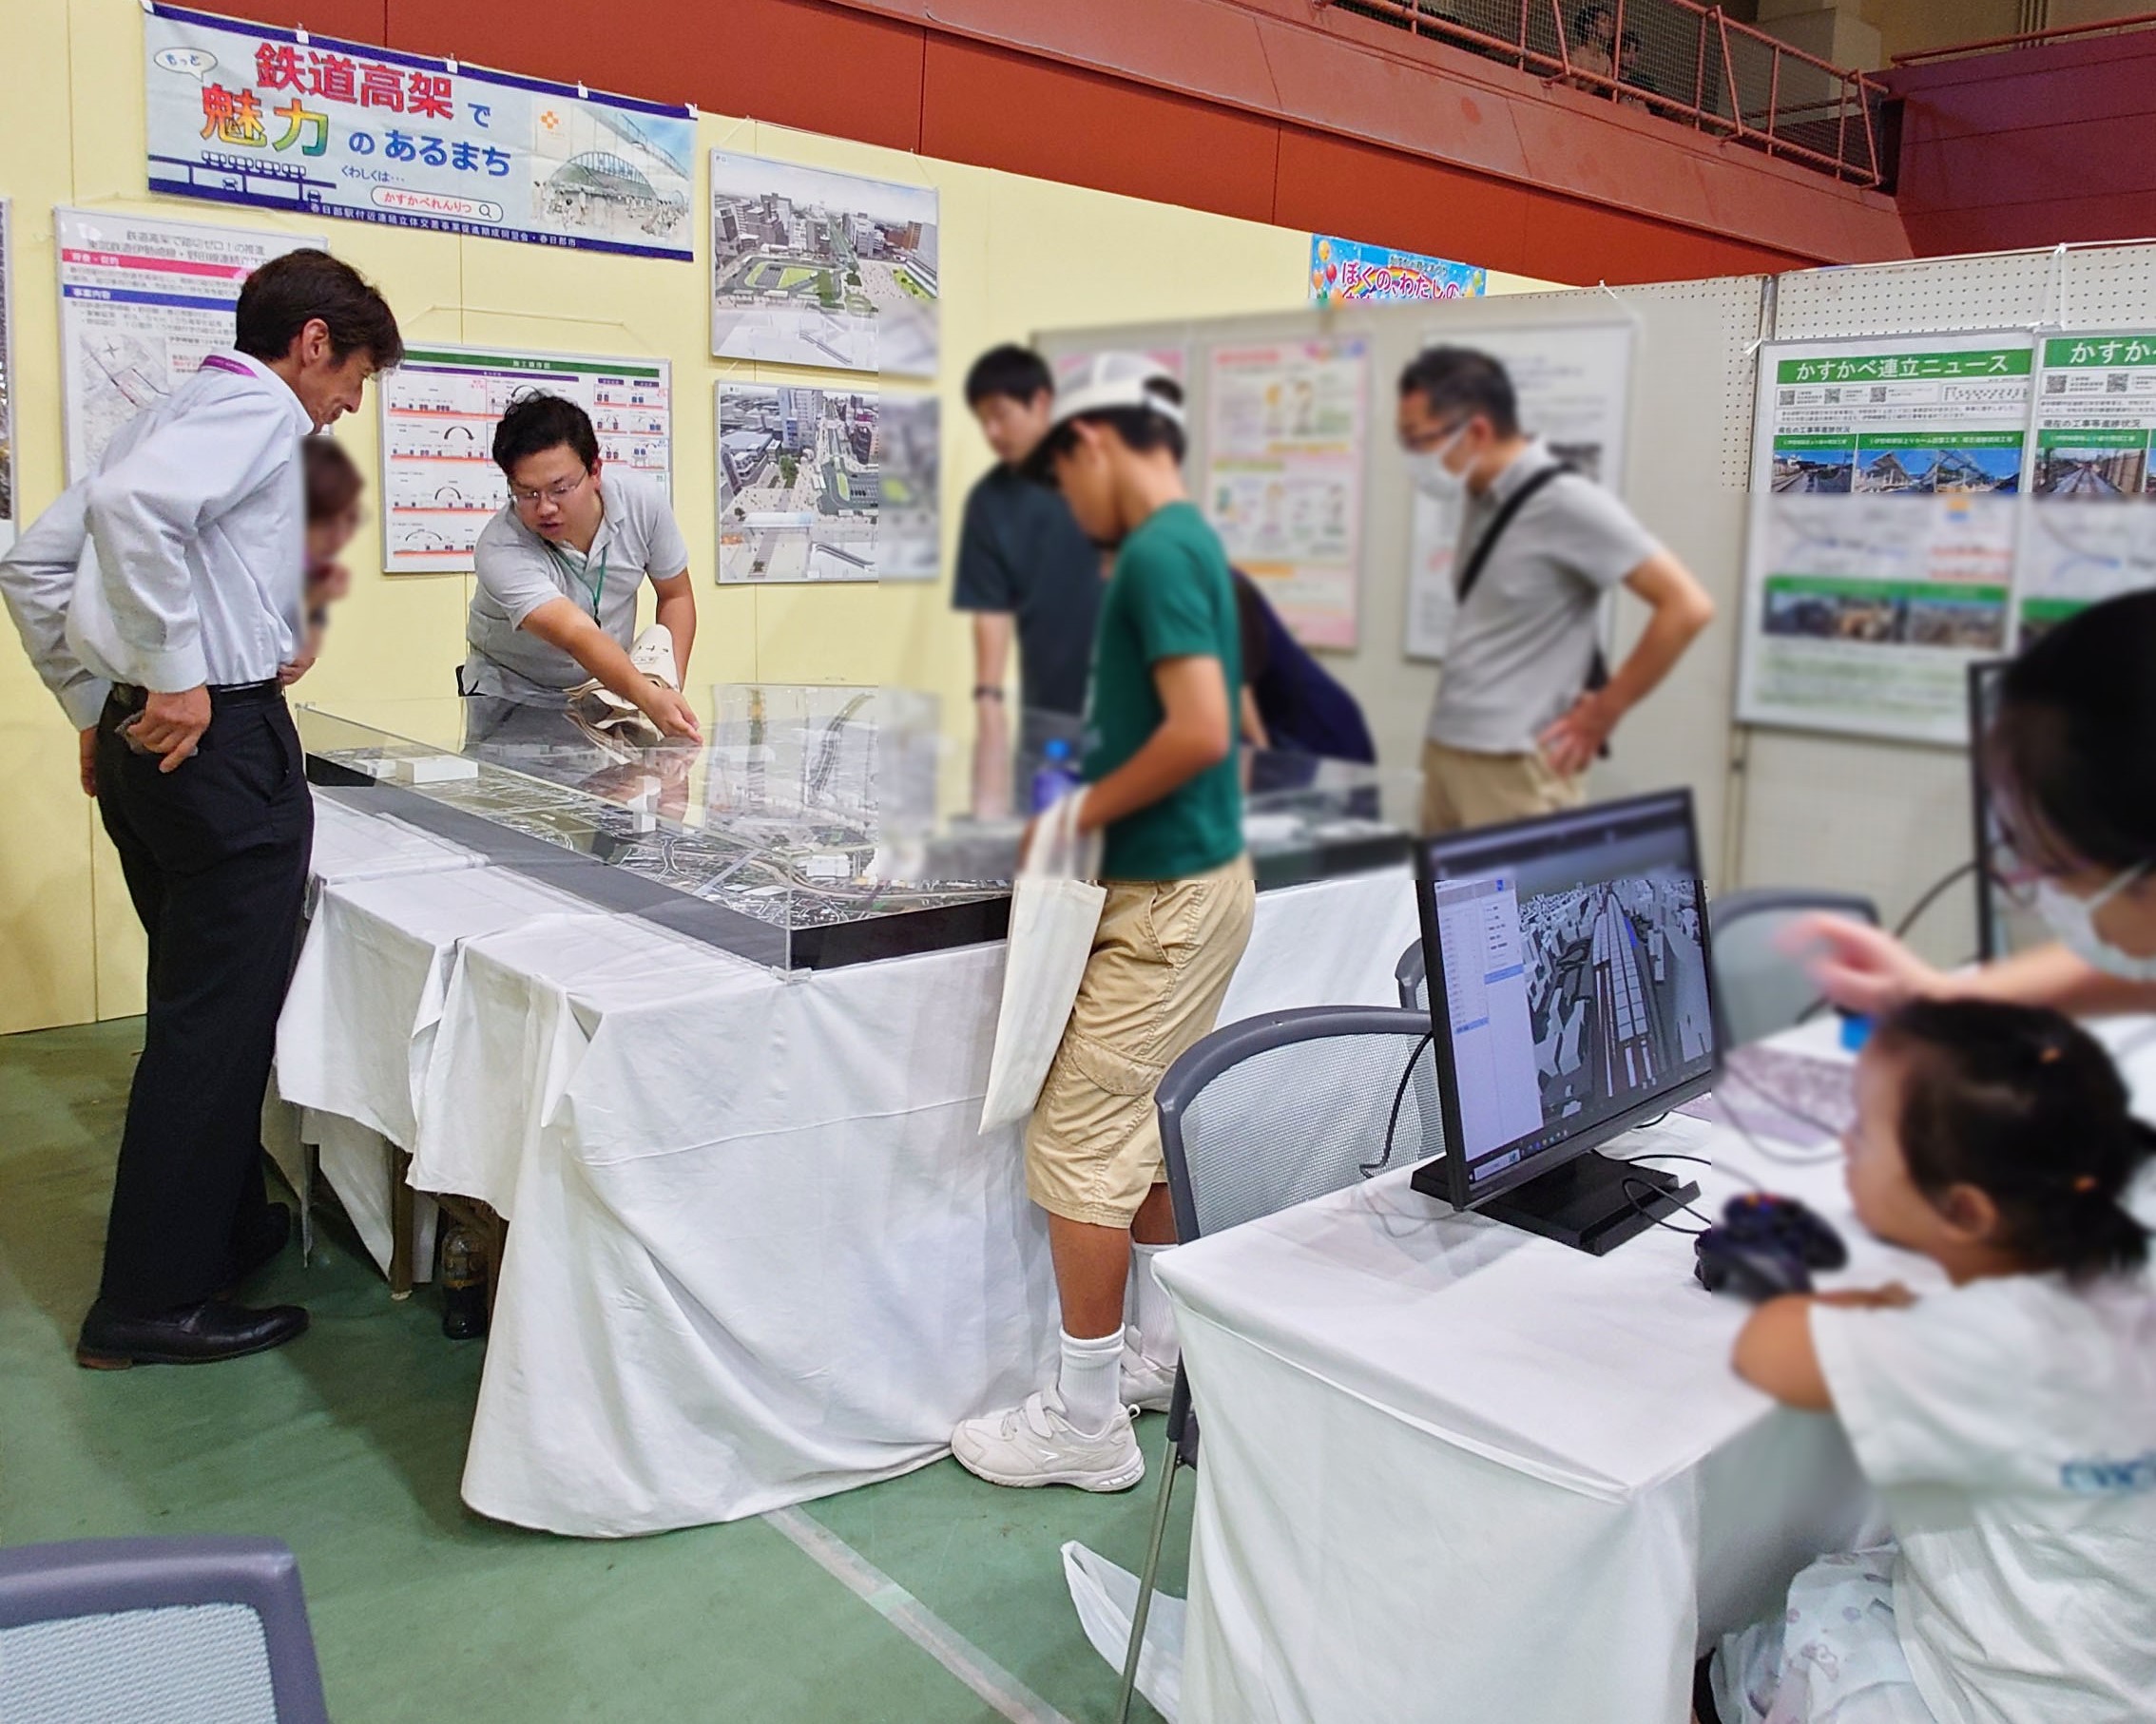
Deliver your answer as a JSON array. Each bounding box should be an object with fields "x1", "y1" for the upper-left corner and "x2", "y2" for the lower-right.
[{"x1": 1030, "y1": 737, "x2": 1083, "y2": 814}]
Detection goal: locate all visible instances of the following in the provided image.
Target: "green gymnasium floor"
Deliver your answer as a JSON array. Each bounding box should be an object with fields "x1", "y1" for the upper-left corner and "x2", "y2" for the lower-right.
[{"x1": 0, "y1": 1020, "x2": 1186, "y2": 1723}]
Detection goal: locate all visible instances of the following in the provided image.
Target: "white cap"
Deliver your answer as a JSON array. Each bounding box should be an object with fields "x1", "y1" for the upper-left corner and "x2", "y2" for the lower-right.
[{"x1": 1048, "y1": 352, "x2": 1185, "y2": 432}]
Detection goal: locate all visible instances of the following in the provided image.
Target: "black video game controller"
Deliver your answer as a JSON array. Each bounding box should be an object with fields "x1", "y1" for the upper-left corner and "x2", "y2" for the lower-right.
[{"x1": 1694, "y1": 1193, "x2": 1846, "y2": 1301}]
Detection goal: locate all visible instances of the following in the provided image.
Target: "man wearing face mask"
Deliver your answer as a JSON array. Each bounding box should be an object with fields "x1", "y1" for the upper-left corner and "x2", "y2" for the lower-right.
[
  {"x1": 1799, "y1": 590, "x2": 2156, "y2": 1021},
  {"x1": 1397, "y1": 346, "x2": 1715, "y2": 833},
  {"x1": 0, "y1": 250, "x2": 403, "y2": 1368}
]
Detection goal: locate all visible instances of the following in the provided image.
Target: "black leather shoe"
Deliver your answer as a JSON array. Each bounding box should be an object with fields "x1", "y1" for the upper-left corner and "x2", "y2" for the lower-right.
[
  {"x1": 221, "y1": 1202, "x2": 294, "y2": 1293},
  {"x1": 75, "y1": 1299, "x2": 309, "y2": 1370}
]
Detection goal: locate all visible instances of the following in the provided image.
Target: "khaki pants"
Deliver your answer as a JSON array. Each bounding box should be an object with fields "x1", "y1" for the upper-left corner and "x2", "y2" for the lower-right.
[
  {"x1": 1026, "y1": 857, "x2": 1257, "y2": 1227},
  {"x1": 1420, "y1": 738, "x2": 1586, "y2": 834}
]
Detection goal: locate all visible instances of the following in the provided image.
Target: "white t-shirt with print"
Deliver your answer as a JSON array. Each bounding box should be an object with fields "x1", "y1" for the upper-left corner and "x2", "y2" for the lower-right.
[{"x1": 1811, "y1": 1273, "x2": 2156, "y2": 1724}]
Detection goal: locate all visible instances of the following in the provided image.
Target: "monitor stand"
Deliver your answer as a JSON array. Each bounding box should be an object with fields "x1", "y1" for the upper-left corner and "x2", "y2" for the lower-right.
[{"x1": 1477, "y1": 1150, "x2": 1701, "y2": 1256}]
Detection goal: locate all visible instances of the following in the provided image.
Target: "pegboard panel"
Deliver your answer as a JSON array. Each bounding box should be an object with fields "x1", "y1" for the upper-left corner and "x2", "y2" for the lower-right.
[
  {"x1": 1774, "y1": 249, "x2": 2063, "y2": 337},
  {"x1": 2059, "y1": 242, "x2": 2156, "y2": 327}
]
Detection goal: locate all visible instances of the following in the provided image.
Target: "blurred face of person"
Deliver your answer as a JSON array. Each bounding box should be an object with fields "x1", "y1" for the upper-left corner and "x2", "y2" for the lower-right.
[
  {"x1": 974, "y1": 389, "x2": 1055, "y2": 469},
  {"x1": 306, "y1": 499, "x2": 360, "y2": 575},
  {"x1": 1841, "y1": 1044, "x2": 2001, "y2": 1272},
  {"x1": 1049, "y1": 421, "x2": 1124, "y2": 548},
  {"x1": 507, "y1": 446, "x2": 603, "y2": 546}
]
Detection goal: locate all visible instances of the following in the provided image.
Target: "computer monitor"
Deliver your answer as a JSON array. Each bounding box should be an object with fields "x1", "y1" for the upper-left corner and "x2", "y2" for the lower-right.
[{"x1": 1409, "y1": 790, "x2": 1719, "y2": 1254}]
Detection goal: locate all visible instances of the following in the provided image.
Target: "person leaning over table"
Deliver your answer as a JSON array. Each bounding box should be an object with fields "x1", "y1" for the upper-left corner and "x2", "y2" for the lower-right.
[
  {"x1": 1794, "y1": 589, "x2": 2156, "y2": 1025},
  {"x1": 0, "y1": 248, "x2": 403, "y2": 1369},
  {"x1": 460, "y1": 392, "x2": 701, "y2": 745},
  {"x1": 1397, "y1": 344, "x2": 1715, "y2": 833}
]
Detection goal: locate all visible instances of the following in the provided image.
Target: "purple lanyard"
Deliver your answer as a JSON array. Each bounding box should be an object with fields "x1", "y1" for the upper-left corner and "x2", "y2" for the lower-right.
[{"x1": 199, "y1": 354, "x2": 253, "y2": 377}]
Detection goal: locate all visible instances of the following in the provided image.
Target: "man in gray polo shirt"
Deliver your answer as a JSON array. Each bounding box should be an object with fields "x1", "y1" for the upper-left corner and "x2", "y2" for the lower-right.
[
  {"x1": 463, "y1": 393, "x2": 701, "y2": 743},
  {"x1": 1397, "y1": 345, "x2": 1714, "y2": 833}
]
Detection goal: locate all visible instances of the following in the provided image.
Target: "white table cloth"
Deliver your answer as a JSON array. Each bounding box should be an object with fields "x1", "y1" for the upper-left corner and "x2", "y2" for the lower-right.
[
  {"x1": 278, "y1": 793, "x2": 1423, "y2": 1537},
  {"x1": 1155, "y1": 1015, "x2": 2156, "y2": 1724}
]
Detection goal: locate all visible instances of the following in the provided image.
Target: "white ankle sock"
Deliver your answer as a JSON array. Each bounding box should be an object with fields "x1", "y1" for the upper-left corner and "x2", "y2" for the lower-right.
[
  {"x1": 1130, "y1": 1242, "x2": 1178, "y2": 1363},
  {"x1": 1057, "y1": 1327, "x2": 1126, "y2": 1436}
]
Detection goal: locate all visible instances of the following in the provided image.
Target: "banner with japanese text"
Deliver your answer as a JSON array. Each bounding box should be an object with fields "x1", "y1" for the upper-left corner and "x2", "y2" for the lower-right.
[
  {"x1": 1308, "y1": 236, "x2": 1485, "y2": 305},
  {"x1": 1736, "y1": 333, "x2": 2034, "y2": 746},
  {"x1": 2017, "y1": 332, "x2": 2156, "y2": 647},
  {"x1": 144, "y1": 4, "x2": 694, "y2": 259}
]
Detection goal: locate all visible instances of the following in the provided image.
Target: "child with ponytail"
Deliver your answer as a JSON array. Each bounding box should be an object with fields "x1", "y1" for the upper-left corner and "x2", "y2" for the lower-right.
[{"x1": 1710, "y1": 998, "x2": 2156, "y2": 1724}]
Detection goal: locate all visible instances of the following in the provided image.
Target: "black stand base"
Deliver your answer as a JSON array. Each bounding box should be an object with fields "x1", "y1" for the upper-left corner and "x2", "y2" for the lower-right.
[{"x1": 1415, "y1": 1150, "x2": 1701, "y2": 1256}]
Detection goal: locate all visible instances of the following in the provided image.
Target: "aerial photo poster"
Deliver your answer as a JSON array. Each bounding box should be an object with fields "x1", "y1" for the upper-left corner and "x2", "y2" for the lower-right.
[
  {"x1": 143, "y1": 5, "x2": 694, "y2": 259},
  {"x1": 379, "y1": 346, "x2": 672, "y2": 573},
  {"x1": 717, "y1": 382, "x2": 879, "y2": 584},
  {"x1": 709, "y1": 151, "x2": 938, "y2": 375},
  {"x1": 56, "y1": 207, "x2": 324, "y2": 483},
  {"x1": 2016, "y1": 332, "x2": 2156, "y2": 647},
  {"x1": 1203, "y1": 337, "x2": 1369, "y2": 649},
  {"x1": 1404, "y1": 321, "x2": 1635, "y2": 661},
  {"x1": 1737, "y1": 333, "x2": 2033, "y2": 746}
]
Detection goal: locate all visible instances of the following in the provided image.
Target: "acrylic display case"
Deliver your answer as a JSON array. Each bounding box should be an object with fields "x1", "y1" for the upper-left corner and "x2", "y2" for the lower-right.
[{"x1": 297, "y1": 684, "x2": 1418, "y2": 970}]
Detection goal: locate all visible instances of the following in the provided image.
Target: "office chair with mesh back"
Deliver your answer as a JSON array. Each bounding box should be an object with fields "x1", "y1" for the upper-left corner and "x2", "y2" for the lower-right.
[
  {"x1": 0, "y1": 1536, "x2": 331, "y2": 1724},
  {"x1": 1113, "y1": 1005, "x2": 1438, "y2": 1724},
  {"x1": 1708, "y1": 887, "x2": 1879, "y2": 1048},
  {"x1": 1395, "y1": 937, "x2": 1427, "y2": 1012}
]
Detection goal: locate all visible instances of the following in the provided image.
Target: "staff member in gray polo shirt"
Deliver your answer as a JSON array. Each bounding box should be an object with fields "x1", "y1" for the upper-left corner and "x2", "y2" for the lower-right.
[
  {"x1": 1396, "y1": 345, "x2": 1715, "y2": 833},
  {"x1": 462, "y1": 393, "x2": 701, "y2": 743}
]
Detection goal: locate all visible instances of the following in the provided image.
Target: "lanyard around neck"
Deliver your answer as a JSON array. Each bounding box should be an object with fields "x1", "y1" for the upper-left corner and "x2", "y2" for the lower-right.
[{"x1": 546, "y1": 539, "x2": 608, "y2": 622}]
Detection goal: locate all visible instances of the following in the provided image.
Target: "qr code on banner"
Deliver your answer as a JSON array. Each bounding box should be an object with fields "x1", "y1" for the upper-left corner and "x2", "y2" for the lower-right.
[
  {"x1": 1823, "y1": 387, "x2": 1842, "y2": 404},
  {"x1": 1870, "y1": 386, "x2": 1889, "y2": 403},
  {"x1": 1779, "y1": 389, "x2": 1796, "y2": 407},
  {"x1": 2047, "y1": 374, "x2": 2069, "y2": 393},
  {"x1": 2108, "y1": 373, "x2": 2130, "y2": 393}
]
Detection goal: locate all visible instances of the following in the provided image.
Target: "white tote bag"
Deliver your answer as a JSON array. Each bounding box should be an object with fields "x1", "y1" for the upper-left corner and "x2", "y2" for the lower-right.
[{"x1": 979, "y1": 794, "x2": 1106, "y2": 1134}]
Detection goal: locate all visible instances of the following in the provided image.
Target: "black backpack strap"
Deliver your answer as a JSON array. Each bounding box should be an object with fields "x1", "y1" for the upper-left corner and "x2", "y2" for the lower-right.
[{"x1": 1453, "y1": 461, "x2": 1572, "y2": 604}]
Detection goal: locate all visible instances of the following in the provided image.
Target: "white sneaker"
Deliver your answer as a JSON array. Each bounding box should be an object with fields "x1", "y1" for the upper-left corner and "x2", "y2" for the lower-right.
[
  {"x1": 951, "y1": 1390, "x2": 1145, "y2": 1492},
  {"x1": 1120, "y1": 1333, "x2": 1177, "y2": 1413}
]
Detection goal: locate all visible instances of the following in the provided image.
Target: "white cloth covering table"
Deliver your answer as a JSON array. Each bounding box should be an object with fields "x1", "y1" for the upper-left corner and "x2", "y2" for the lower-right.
[
  {"x1": 277, "y1": 792, "x2": 1423, "y2": 1536},
  {"x1": 1153, "y1": 1014, "x2": 2156, "y2": 1724}
]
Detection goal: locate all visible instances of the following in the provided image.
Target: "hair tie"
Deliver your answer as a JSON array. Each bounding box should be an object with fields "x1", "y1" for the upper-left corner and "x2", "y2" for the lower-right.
[
  {"x1": 2037, "y1": 1044, "x2": 2064, "y2": 1064},
  {"x1": 2072, "y1": 1174, "x2": 2099, "y2": 1194}
]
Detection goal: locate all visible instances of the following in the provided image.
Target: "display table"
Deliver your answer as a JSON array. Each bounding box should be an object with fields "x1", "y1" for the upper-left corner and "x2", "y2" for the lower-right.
[
  {"x1": 277, "y1": 792, "x2": 1423, "y2": 1537},
  {"x1": 1153, "y1": 1014, "x2": 2156, "y2": 1724}
]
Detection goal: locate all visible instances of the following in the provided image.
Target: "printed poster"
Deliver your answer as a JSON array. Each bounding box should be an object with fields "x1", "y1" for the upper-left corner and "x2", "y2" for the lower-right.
[
  {"x1": 1737, "y1": 333, "x2": 2032, "y2": 746},
  {"x1": 56, "y1": 207, "x2": 324, "y2": 483},
  {"x1": 877, "y1": 393, "x2": 940, "y2": 582},
  {"x1": 378, "y1": 346, "x2": 672, "y2": 573},
  {"x1": 1309, "y1": 235, "x2": 1485, "y2": 306},
  {"x1": 709, "y1": 152, "x2": 938, "y2": 375},
  {"x1": 1403, "y1": 321, "x2": 1636, "y2": 661},
  {"x1": 1203, "y1": 338, "x2": 1369, "y2": 649},
  {"x1": 717, "y1": 382, "x2": 878, "y2": 584},
  {"x1": 2017, "y1": 332, "x2": 2156, "y2": 647},
  {"x1": 0, "y1": 200, "x2": 14, "y2": 553},
  {"x1": 144, "y1": 3, "x2": 694, "y2": 259}
]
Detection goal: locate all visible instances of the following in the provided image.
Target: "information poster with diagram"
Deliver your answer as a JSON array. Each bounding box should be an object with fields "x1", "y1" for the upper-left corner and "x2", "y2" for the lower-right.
[
  {"x1": 1203, "y1": 338, "x2": 1368, "y2": 649},
  {"x1": 57, "y1": 207, "x2": 324, "y2": 482},
  {"x1": 1404, "y1": 321, "x2": 1636, "y2": 661},
  {"x1": 717, "y1": 382, "x2": 878, "y2": 583},
  {"x1": 2016, "y1": 332, "x2": 2156, "y2": 647},
  {"x1": 1737, "y1": 333, "x2": 2032, "y2": 746},
  {"x1": 379, "y1": 346, "x2": 672, "y2": 573}
]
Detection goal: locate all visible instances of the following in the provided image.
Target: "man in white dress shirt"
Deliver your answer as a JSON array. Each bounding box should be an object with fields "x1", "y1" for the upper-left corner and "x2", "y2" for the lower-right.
[{"x1": 0, "y1": 249, "x2": 402, "y2": 1368}]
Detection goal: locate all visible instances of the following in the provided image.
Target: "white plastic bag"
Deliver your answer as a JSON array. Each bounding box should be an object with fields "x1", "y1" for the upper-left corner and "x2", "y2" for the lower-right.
[
  {"x1": 1061, "y1": 1541, "x2": 1184, "y2": 1722},
  {"x1": 978, "y1": 793, "x2": 1106, "y2": 1134}
]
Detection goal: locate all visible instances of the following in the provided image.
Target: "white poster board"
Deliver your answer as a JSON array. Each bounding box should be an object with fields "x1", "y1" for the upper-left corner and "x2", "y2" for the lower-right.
[
  {"x1": 716, "y1": 381, "x2": 878, "y2": 583},
  {"x1": 1203, "y1": 336, "x2": 1368, "y2": 650},
  {"x1": 1403, "y1": 320, "x2": 1637, "y2": 661},
  {"x1": 708, "y1": 151, "x2": 938, "y2": 375},
  {"x1": 1735, "y1": 333, "x2": 2032, "y2": 746},
  {"x1": 878, "y1": 393, "x2": 939, "y2": 582},
  {"x1": 2016, "y1": 332, "x2": 2156, "y2": 648},
  {"x1": 377, "y1": 345, "x2": 671, "y2": 574},
  {"x1": 0, "y1": 200, "x2": 14, "y2": 555},
  {"x1": 56, "y1": 206, "x2": 323, "y2": 482}
]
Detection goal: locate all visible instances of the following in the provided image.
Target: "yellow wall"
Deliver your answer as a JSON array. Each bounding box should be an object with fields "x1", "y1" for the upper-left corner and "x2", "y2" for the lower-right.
[{"x1": 0, "y1": 0, "x2": 1556, "y2": 1033}]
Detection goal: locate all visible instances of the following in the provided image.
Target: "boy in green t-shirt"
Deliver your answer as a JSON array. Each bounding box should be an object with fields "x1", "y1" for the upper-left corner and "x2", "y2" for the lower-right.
[{"x1": 953, "y1": 354, "x2": 1255, "y2": 1493}]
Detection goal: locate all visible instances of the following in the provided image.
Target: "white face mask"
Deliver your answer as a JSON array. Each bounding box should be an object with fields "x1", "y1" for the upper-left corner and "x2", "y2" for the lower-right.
[
  {"x1": 2035, "y1": 863, "x2": 2156, "y2": 980},
  {"x1": 1408, "y1": 427, "x2": 1469, "y2": 503}
]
